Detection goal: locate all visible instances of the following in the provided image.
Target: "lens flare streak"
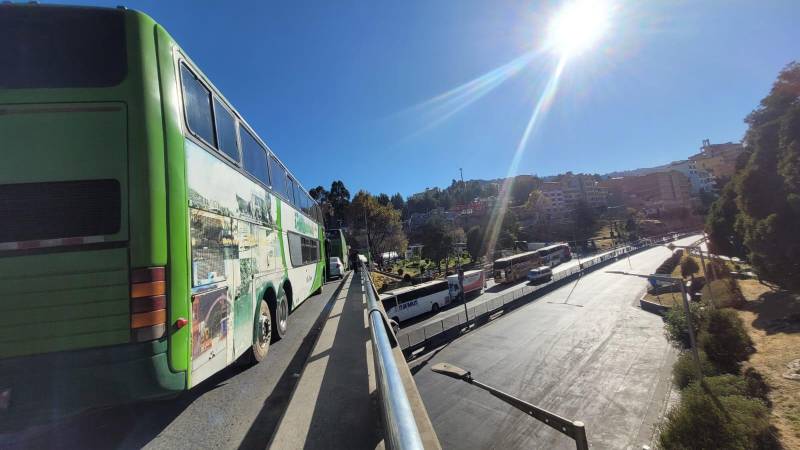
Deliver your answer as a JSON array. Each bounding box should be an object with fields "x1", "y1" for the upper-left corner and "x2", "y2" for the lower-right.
[
  {"x1": 484, "y1": 56, "x2": 568, "y2": 256},
  {"x1": 400, "y1": 51, "x2": 538, "y2": 137}
]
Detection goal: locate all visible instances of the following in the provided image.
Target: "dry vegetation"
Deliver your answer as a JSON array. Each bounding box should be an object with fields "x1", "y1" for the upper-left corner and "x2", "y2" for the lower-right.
[
  {"x1": 644, "y1": 291, "x2": 684, "y2": 307},
  {"x1": 736, "y1": 279, "x2": 800, "y2": 448}
]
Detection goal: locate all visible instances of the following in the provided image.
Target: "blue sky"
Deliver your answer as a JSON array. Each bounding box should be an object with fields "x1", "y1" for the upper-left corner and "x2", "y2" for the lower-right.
[{"x1": 63, "y1": 0, "x2": 799, "y2": 197}]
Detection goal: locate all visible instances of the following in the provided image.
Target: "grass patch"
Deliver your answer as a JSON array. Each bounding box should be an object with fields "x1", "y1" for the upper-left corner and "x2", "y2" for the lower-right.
[
  {"x1": 735, "y1": 280, "x2": 800, "y2": 448},
  {"x1": 644, "y1": 291, "x2": 683, "y2": 307}
]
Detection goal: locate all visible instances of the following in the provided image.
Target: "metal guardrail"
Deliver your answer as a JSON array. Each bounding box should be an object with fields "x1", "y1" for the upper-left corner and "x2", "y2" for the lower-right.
[
  {"x1": 360, "y1": 263, "x2": 425, "y2": 450},
  {"x1": 398, "y1": 232, "x2": 697, "y2": 356}
]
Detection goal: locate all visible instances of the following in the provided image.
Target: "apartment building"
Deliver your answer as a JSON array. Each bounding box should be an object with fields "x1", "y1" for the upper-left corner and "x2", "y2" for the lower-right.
[{"x1": 689, "y1": 140, "x2": 745, "y2": 180}]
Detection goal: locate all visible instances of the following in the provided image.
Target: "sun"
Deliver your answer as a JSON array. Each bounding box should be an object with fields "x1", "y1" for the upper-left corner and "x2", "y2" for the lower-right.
[{"x1": 547, "y1": 0, "x2": 611, "y2": 57}]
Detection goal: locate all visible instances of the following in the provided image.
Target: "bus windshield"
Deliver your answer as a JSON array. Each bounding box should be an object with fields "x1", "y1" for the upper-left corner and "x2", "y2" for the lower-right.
[{"x1": 0, "y1": 6, "x2": 126, "y2": 89}]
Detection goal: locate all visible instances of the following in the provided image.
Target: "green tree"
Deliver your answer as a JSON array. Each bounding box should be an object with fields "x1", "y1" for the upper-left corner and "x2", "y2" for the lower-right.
[
  {"x1": 390, "y1": 192, "x2": 405, "y2": 213},
  {"x1": 376, "y1": 193, "x2": 391, "y2": 206},
  {"x1": 706, "y1": 183, "x2": 747, "y2": 258},
  {"x1": 309, "y1": 185, "x2": 332, "y2": 227},
  {"x1": 466, "y1": 226, "x2": 484, "y2": 261},
  {"x1": 415, "y1": 217, "x2": 455, "y2": 274},
  {"x1": 328, "y1": 180, "x2": 351, "y2": 228},
  {"x1": 734, "y1": 61, "x2": 800, "y2": 290}
]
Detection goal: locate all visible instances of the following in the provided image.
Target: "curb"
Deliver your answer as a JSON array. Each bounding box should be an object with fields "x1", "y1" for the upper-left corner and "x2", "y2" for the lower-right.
[{"x1": 639, "y1": 294, "x2": 671, "y2": 316}]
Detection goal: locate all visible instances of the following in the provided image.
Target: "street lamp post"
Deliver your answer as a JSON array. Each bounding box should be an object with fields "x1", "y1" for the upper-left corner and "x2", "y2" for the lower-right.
[{"x1": 432, "y1": 363, "x2": 589, "y2": 450}]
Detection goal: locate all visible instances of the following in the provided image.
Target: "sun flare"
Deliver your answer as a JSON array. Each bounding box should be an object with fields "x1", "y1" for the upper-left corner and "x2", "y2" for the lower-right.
[{"x1": 547, "y1": 0, "x2": 611, "y2": 57}]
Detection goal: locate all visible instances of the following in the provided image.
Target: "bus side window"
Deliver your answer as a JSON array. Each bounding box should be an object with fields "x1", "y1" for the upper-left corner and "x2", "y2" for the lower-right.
[
  {"x1": 269, "y1": 155, "x2": 285, "y2": 198},
  {"x1": 286, "y1": 177, "x2": 296, "y2": 205},
  {"x1": 180, "y1": 65, "x2": 215, "y2": 146},
  {"x1": 240, "y1": 128, "x2": 269, "y2": 186},
  {"x1": 212, "y1": 98, "x2": 239, "y2": 162}
]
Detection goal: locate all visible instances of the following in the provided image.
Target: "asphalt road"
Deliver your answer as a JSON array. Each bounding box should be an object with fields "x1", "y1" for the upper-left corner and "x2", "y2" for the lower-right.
[
  {"x1": 411, "y1": 235, "x2": 701, "y2": 449},
  {"x1": 1, "y1": 277, "x2": 348, "y2": 450},
  {"x1": 398, "y1": 245, "x2": 634, "y2": 337}
]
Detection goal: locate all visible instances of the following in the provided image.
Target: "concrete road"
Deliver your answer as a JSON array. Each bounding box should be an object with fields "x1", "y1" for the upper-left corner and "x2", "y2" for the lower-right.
[
  {"x1": 411, "y1": 236, "x2": 701, "y2": 449},
  {"x1": 398, "y1": 244, "x2": 643, "y2": 337},
  {"x1": 0, "y1": 277, "x2": 348, "y2": 450}
]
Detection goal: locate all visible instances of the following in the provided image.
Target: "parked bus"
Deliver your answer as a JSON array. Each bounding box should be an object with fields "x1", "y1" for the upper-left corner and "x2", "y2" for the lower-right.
[
  {"x1": 493, "y1": 250, "x2": 542, "y2": 284},
  {"x1": 325, "y1": 228, "x2": 349, "y2": 272},
  {"x1": 0, "y1": 4, "x2": 326, "y2": 424},
  {"x1": 380, "y1": 279, "x2": 451, "y2": 323},
  {"x1": 446, "y1": 269, "x2": 486, "y2": 299},
  {"x1": 536, "y1": 243, "x2": 572, "y2": 267}
]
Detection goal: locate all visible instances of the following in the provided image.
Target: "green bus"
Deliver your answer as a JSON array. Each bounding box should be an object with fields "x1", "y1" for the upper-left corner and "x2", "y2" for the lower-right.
[
  {"x1": 325, "y1": 229, "x2": 350, "y2": 272},
  {"x1": 0, "y1": 4, "x2": 326, "y2": 424}
]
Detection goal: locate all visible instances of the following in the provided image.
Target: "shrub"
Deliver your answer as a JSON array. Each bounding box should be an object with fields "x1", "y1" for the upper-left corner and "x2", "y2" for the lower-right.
[
  {"x1": 701, "y1": 279, "x2": 743, "y2": 309},
  {"x1": 699, "y1": 308, "x2": 753, "y2": 374},
  {"x1": 680, "y1": 256, "x2": 700, "y2": 279},
  {"x1": 664, "y1": 302, "x2": 707, "y2": 349},
  {"x1": 743, "y1": 367, "x2": 772, "y2": 407},
  {"x1": 672, "y1": 350, "x2": 718, "y2": 389},
  {"x1": 658, "y1": 379, "x2": 771, "y2": 450},
  {"x1": 656, "y1": 249, "x2": 684, "y2": 275}
]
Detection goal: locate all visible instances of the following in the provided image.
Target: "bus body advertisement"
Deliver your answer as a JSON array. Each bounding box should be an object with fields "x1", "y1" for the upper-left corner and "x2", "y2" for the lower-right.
[
  {"x1": 380, "y1": 279, "x2": 450, "y2": 323},
  {"x1": 0, "y1": 5, "x2": 326, "y2": 425}
]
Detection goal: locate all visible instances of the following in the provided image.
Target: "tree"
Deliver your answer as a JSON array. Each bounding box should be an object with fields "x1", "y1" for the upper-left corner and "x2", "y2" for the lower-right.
[
  {"x1": 732, "y1": 62, "x2": 800, "y2": 290},
  {"x1": 328, "y1": 180, "x2": 351, "y2": 228},
  {"x1": 466, "y1": 226, "x2": 484, "y2": 260},
  {"x1": 706, "y1": 183, "x2": 747, "y2": 257},
  {"x1": 414, "y1": 217, "x2": 458, "y2": 274},
  {"x1": 390, "y1": 192, "x2": 405, "y2": 213},
  {"x1": 572, "y1": 200, "x2": 597, "y2": 239},
  {"x1": 349, "y1": 191, "x2": 405, "y2": 262},
  {"x1": 309, "y1": 185, "x2": 333, "y2": 227},
  {"x1": 376, "y1": 193, "x2": 391, "y2": 206},
  {"x1": 309, "y1": 186, "x2": 328, "y2": 202},
  {"x1": 510, "y1": 175, "x2": 540, "y2": 205},
  {"x1": 680, "y1": 257, "x2": 700, "y2": 280}
]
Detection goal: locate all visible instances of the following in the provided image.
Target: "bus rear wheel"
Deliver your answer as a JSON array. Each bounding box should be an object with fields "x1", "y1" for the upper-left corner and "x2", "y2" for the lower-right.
[
  {"x1": 431, "y1": 303, "x2": 440, "y2": 313},
  {"x1": 272, "y1": 287, "x2": 289, "y2": 340},
  {"x1": 250, "y1": 299, "x2": 272, "y2": 364}
]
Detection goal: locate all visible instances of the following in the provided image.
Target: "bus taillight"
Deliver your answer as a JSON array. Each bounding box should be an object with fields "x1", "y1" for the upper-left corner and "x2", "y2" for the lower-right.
[{"x1": 130, "y1": 267, "x2": 167, "y2": 342}]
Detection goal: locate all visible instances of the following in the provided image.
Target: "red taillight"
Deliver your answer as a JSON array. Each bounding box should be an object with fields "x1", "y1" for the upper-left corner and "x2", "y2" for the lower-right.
[{"x1": 130, "y1": 266, "x2": 167, "y2": 342}]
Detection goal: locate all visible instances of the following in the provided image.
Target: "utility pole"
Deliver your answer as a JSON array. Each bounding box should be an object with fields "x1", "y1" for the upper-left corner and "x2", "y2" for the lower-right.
[{"x1": 459, "y1": 168, "x2": 466, "y2": 205}]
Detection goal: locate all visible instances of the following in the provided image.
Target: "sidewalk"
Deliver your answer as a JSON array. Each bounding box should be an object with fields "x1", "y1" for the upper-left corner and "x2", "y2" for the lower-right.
[{"x1": 269, "y1": 272, "x2": 383, "y2": 449}]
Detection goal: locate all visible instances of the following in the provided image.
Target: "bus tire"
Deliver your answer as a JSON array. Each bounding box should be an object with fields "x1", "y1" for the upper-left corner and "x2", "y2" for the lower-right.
[
  {"x1": 250, "y1": 299, "x2": 272, "y2": 364},
  {"x1": 431, "y1": 303, "x2": 440, "y2": 313},
  {"x1": 272, "y1": 285, "x2": 289, "y2": 340}
]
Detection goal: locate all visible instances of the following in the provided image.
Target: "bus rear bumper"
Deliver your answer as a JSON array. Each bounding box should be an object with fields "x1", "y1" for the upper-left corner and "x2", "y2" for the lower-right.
[{"x1": 0, "y1": 340, "x2": 185, "y2": 430}]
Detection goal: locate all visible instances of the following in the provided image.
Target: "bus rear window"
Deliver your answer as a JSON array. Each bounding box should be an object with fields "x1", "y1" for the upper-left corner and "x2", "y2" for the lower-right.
[{"x1": 0, "y1": 7, "x2": 126, "y2": 89}]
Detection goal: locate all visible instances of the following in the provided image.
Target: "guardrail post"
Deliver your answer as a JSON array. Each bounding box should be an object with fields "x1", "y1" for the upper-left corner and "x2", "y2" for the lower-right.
[{"x1": 574, "y1": 421, "x2": 589, "y2": 450}]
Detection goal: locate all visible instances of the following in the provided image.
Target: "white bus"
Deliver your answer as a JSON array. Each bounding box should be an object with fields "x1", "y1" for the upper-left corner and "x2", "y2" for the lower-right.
[
  {"x1": 380, "y1": 279, "x2": 450, "y2": 323},
  {"x1": 536, "y1": 243, "x2": 572, "y2": 267}
]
